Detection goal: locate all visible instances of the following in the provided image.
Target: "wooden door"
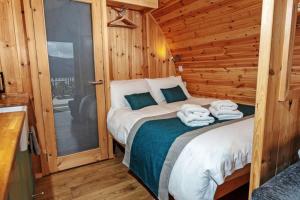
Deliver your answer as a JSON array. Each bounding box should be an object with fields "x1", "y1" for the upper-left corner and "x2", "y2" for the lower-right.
[{"x1": 31, "y1": 0, "x2": 108, "y2": 172}]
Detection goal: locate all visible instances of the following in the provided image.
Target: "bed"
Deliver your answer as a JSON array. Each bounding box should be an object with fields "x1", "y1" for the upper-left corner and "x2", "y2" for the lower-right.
[{"x1": 107, "y1": 77, "x2": 254, "y2": 200}]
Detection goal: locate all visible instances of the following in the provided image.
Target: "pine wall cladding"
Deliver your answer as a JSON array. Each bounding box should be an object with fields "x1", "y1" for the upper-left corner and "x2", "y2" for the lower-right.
[{"x1": 152, "y1": 0, "x2": 300, "y2": 104}]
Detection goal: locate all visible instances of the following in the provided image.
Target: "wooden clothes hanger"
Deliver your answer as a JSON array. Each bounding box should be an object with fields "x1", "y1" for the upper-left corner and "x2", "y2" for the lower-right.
[{"x1": 107, "y1": 7, "x2": 138, "y2": 29}]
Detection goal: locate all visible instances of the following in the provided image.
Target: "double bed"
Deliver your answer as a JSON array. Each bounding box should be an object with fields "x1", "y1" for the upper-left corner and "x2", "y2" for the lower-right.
[{"x1": 107, "y1": 77, "x2": 255, "y2": 200}]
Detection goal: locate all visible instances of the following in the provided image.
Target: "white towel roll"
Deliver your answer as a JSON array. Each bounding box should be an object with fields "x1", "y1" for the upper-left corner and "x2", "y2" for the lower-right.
[
  {"x1": 209, "y1": 106, "x2": 243, "y2": 120},
  {"x1": 177, "y1": 111, "x2": 215, "y2": 127},
  {"x1": 210, "y1": 100, "x2": 238, "y2": 111},
  {"x1": 181, "y1": 104, "x2": 210, "y2": 117}
]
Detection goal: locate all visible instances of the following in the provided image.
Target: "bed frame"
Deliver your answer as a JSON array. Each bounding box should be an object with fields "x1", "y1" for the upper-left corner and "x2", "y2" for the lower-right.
[
  {"x1": 113, "y1": 139, "x2": 251, "y2": 200},
  {"x1": 214, "y1": 164, "x2": 250, "y2": 199}
]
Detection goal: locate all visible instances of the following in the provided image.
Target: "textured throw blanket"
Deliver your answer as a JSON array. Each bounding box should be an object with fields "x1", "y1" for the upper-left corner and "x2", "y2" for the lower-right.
[{"x1": 123, "y1": 104, "x2": 255, "y2": 200}]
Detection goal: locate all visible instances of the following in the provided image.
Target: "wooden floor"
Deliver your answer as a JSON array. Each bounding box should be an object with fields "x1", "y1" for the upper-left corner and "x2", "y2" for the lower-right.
[{"x1": 35, "y1": 154, "x2": 248, "y2": 200}]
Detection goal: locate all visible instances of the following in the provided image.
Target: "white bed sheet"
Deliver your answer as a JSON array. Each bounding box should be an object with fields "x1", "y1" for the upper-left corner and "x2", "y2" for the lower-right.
[
  {"x1": 107, "y1": 97, "x2": 254, "y2": 200},
  {"x1": 107, "y1": 97, "x2": 216, "y2": 145}
]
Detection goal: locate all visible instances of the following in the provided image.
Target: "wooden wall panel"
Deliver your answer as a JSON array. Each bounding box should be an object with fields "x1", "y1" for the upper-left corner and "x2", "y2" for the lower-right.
[
  {"x1": 12, "y1": 0, "x2": 33, "y2": 96},
  {"x1": 291, "y1": 25, "x2": 300, "y2": 90},
  {"x1": 0, "y1": 0, "x2": 32, "y2": 96},
  {"x1": 0, "y1": 0, "x2": 23, "y2": 93},
  {"x1": 107, "y1": 7, "x2": 144, "y2": 80},
  {"x1": 146, "y1": 14, "x2": 175, "y2": 78},
  {"x1": 152, "y1": 0, "x2": 262, "y2": 104},
  {"x1": 0, "y1": 0, "x2": 32, "y2": 95},
  {"x1": 152, "y1": 0, "x2": 300, "y2": 104},
  {"x1": 107, "y1": 7, "x2": 175, "y2": 80}
]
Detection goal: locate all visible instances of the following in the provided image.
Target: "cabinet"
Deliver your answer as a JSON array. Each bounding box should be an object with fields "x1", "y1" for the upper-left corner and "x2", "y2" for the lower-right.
[
  {"x1": 7, "y1": 151, "x2": 34, "y2": 200},
  {"x1": 0, "y1": 106, "x2": 34, "y2": 200}
]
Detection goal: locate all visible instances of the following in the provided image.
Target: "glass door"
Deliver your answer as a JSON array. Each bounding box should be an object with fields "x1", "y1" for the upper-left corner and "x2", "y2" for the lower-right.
[{"x1": 32, "y1": 0, "x2": 108, "y2": 172}]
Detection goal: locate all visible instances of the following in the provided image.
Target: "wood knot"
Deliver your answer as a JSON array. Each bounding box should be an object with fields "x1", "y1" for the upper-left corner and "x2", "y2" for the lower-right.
[
  {"x1": 269, "y1": 69, "x2": 275, "y2": 75},
  {"x1": 289, "y1": 100, "x2": 293, "y2": 110}
]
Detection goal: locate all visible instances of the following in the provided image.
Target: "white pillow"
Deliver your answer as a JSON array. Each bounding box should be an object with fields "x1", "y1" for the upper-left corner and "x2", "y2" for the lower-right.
[
  {"x1": 110, "y1": 79, "x2": 151, "y2": 109},
  {"x1": 146, "y1": 76, "x2": 191, "y2": 103}
]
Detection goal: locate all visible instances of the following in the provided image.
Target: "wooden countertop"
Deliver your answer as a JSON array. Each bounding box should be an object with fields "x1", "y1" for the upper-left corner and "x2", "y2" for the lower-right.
[
  {"x1": 0, "y1": 112, "x2": 25, "y2": 200},
  {"x1": 0, "y1": 94, "x2": 29, "y2": 107}
]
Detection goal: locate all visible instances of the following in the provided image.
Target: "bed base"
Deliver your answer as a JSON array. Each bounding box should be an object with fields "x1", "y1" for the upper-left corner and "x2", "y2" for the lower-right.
[
  {"x1": 112, "y1": 139, "x2": 251, "y2": 199},
  {"x1": 214, "y1": 164, "x2": 250, "y2": 199}
]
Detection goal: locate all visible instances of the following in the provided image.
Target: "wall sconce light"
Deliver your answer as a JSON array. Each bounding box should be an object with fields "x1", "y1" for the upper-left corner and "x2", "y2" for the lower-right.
[{"x1": 169, "y1": 55, "x2": 181, "y2": 63}]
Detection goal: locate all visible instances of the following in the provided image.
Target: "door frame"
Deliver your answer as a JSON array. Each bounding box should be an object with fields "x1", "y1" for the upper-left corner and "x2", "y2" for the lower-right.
[{"x1": 30, "y1": 0, "x2": 110, "y2": 172}]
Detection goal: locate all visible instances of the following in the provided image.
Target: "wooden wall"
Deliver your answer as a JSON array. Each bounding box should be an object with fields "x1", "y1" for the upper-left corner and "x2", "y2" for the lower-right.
[
  {"x1": 107, "y1": 7, "x2": 144, "y2": 80},
  {"x1": 0, "y1": 0, "x2": 32, "y2": 95},
  {"x1": 107, "y1": 7, "x2": 175, "y2": 81},
  {"x1": 152, "y1": 0, "x2": 300, "y2": 104},
  {"x1": 291, "y1": 21, "x2": 300, "y2": 91},
  {"x1": 146, "y1": 14, "x2": 176, "y2": 78},
  {"x1": 152, "y1": 0, "x2": 262, "y2": 104}
]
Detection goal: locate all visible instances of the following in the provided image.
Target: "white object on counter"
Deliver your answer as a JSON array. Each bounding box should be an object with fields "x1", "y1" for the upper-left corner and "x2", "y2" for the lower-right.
[{"x1": 0, "y1": 106, "x2": 29, "y2": 151}]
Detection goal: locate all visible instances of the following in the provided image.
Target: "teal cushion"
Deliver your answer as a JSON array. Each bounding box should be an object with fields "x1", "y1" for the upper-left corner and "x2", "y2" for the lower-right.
[
  {"x1": 161, "y1": 85, "x2": 188, "y2": 103},
  {"x1": 125, "y1": 92, "x2": 158, "y2": 110}
]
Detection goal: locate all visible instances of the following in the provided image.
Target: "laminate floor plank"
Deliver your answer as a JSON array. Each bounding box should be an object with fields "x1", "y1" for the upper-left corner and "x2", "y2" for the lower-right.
[{"x1": 35, "y1": 156, "x2": 152, "y2": 200}]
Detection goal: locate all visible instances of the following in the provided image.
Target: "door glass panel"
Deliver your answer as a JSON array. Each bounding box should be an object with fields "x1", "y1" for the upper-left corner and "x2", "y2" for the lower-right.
[{"x1": 44, "y1": 0, "x2": 99, "y2": 156}]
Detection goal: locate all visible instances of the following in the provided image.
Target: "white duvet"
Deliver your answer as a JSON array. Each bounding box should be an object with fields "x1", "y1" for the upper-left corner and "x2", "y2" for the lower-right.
[{"x1": 107, "y1": 97, "x2": 254, "y2": 200}]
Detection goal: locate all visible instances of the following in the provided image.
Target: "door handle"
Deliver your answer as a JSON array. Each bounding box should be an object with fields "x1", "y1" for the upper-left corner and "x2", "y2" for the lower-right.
[{"x1": 88, "y1": 80, "x2": 104, "y2": 85}]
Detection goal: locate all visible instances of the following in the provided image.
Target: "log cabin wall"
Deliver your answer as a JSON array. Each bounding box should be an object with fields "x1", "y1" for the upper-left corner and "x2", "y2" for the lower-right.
[
  {"x1": 292, "y1": 18, "x2": 300, "y2": 91},
  {"x1": 107, "y1": 7, "x2": 175, "y2": 81},
  {"x1": 152, "y1": 0, "x2": 300, "y2": 104},
  {"x1": 146, "y1": 14, "x2": 176, "y2": 78},
  {"x1": 0, "y1": 0, "x2": 33, "y2": 95},
  {"x1": 107, "y1": 7, "x2": 144, "y2": 80},
  {"x1": 152, "y1": 0, "x2": 263, "y2": 104}
]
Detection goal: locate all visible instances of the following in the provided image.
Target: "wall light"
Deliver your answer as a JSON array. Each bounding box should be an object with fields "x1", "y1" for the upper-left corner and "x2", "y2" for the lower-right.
[{"x1": 169, "y1": 55, "x2": 181, "y2": 63}]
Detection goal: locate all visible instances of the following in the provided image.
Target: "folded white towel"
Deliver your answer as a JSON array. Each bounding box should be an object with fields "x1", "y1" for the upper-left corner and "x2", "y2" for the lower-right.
[
  {"x1": 177, "y1": 111, "x2": 215, "y2": 127},
  {"x1": 181, "y1": 104, "x2": 210, "y2": 117},
  {"x1": 209, "y1": 106, "x2": 243, "y2": 120},
  {"x1": 210, "y1": 100, "x2": 238, "y2": 111}
]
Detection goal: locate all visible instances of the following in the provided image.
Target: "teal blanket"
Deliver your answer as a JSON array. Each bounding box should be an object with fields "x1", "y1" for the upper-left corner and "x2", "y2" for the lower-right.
[{"x1": 129, "y1": 104, "x2": 255, "y2": 198}]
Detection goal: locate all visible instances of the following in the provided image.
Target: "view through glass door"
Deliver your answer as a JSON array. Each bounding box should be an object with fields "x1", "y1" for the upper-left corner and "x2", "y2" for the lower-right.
[{"x1": 33, "y1": 0, "x2": 108, "y2": 172}]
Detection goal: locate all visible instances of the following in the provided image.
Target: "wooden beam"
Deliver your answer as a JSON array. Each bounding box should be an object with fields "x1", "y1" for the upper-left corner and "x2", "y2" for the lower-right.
[
  {"x1": 278, "y1": 0, "x2": 298, "y2": 101},
  {"x1": 22, "y1": 0, "x2": 50, "y2": 175},
  {"x1": 249, "y1": 0, "x2": 300, "y2": 198},
  {"x1": 142, "y1": 13, "x2": 150, "y2": 78},
  {"x1": 107, "y1": 0, "x2": 158, "y2": 11},
  {"x1": 99, "y1": 0, "x2": 114, "y2": 159}
]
